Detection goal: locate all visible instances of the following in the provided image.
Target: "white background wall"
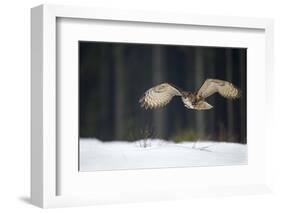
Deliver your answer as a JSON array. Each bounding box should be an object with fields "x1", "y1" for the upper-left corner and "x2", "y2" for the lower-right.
[{"x1": 0, "y1": 0, "x2": 280, "y2": 212}]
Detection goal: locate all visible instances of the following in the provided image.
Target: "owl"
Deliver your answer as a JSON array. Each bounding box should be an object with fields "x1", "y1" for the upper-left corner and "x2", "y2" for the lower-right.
[{"x1": 139, "y1": 79, "x2": 241, "y2": 110}]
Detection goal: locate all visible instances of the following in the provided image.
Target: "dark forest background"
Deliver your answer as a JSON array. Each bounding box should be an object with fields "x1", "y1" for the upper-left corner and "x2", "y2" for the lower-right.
[{"x1": 79, "y1": 42, "x2": 247, "y2": 144}]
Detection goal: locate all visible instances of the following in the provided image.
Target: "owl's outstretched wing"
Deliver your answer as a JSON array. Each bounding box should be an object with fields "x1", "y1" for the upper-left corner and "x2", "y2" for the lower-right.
[
  {"x1": 196, "y1": 79, "x2": 241, "y2": 99},
  {"x1": 139, "y1": 83, "x2": 182, "y2": 109}
]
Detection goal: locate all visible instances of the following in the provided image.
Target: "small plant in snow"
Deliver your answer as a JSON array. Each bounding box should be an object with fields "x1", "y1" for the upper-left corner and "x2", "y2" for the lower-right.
[
  {"x1": 138, "y1": 139, "x2": 151, "y2": 148},
  {"x1": 127, "y1": 125, "x2": 157, "y2": 148}
]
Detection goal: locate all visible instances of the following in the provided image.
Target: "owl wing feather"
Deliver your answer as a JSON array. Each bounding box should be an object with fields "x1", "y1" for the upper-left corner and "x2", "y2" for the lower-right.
[
  {"x1": 196, "y1": 79, "x2": 241, "y2": 99},
  {"x1": 139, "y1": 83, "x2": 182, "y2": 109}
]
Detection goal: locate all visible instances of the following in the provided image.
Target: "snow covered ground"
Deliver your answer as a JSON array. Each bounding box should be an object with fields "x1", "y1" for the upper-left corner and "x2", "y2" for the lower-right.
[{"x1": 80, "y1": 139, "x2": 247, "y2": 171}]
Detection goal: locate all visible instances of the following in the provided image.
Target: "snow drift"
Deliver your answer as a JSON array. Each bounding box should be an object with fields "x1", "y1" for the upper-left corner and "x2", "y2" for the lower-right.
[{"x1": 80, "y1": 139, "x2": 247, "y2": 171}]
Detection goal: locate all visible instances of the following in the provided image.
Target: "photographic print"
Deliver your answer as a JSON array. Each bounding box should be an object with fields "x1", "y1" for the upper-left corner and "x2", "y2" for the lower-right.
[{"x1": 79, "y1": 41, "x2": 247, "y2": 171}]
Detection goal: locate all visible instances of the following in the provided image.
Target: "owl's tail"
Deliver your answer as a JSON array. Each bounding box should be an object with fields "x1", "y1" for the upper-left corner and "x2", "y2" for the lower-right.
[{"x1": 193, "y1": 101, "x2": 213, "y2": 110}]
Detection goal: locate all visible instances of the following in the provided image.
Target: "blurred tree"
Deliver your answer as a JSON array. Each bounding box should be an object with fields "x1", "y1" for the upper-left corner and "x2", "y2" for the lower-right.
[
  {"x1": 226, "y1": 48, "x2": 234, "y2": 140},
  {"x1": 114, "y1": 45, "x2": 126, "y2": 140},
  {"x1": 152, "y1": 46, "x2": 167, "y2": 138},
  {"x1": 195, "y1": 47, "x2": 205, "y2": 137},
  {"x1": 239, "y1": 50, "x2": 247, "y2": 143}
]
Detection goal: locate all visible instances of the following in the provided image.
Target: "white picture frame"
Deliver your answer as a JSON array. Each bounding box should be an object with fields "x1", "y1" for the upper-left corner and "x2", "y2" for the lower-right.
[{"x1": 31, "y1": 4, "x2": 274, "y2": 208}]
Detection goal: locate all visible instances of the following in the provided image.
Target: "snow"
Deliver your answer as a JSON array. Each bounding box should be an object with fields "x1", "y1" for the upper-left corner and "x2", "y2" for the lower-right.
[{"x1": 79, "y1": 139, "x2": 247, "y2": 171}]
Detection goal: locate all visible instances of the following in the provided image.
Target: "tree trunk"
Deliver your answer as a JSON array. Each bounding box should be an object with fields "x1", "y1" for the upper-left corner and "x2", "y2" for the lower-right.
[
  {"x1": 207, "y1": 49, "x2": 215, "y2": 139},
  {"x1": 226, "y1": 49, "x2": 234, "y2": 141},
  {"x1": 195, "y1": 47, "x2": 205, "y2": 137},
  {"x1": 152, "y1": 46, "x2": 166, "y2": 138},
  {"x1": 114, "y1": 45, "x2": 126, "y2": 140},
  {"x1": 240, "y1": 50, "x2": 247, "y2": 143},
  {"x1": 100, "y1": 46, "x2": 110, "y2": 140}
]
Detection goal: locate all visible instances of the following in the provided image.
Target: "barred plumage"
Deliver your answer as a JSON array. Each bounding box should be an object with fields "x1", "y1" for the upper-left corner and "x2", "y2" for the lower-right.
[{"x1": 139, "y1": 79, "x2": 241, "y2": 111}]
